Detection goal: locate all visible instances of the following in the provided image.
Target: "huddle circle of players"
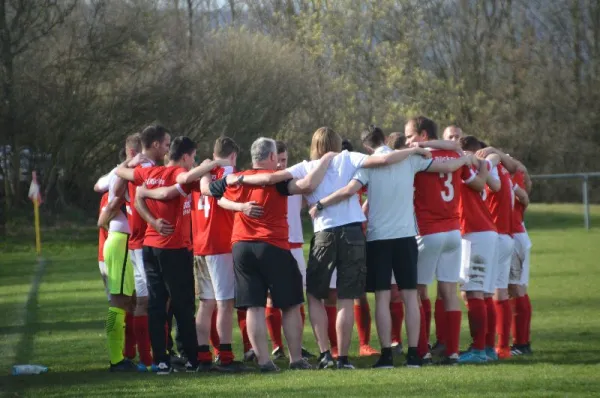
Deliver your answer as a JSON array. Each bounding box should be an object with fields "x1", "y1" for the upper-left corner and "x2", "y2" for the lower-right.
[{"x1": 96, "y1": 117, "x2": 533, "y2": 374}]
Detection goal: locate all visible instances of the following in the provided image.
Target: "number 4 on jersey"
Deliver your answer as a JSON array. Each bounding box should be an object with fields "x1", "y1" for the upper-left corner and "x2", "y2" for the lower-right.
[
  {"x1": 198, "y1": 195, "x2": 210, "y2": 217},
  {"x1": 439, "y1": 172, "x2": 454, "y2": 202}
]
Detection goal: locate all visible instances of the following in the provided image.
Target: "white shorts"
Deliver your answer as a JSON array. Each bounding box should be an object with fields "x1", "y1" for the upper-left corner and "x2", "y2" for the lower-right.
[
  {"x1": 488, "y1": 234, "x2": 514, "y2": 292},
  {"x1": 291, "y1": 247, "x2": 307, "y2": 287},
  {"x1": 417, "y1": 230, "x2": 462, "y2": 285},
  {"x1": 129, "y1": 248, "x2": 148, "y2": 297},
  {"x1": 194, "y1": 254, "x2": 235, "y2": 301},
  {"x1": 509, "y1": 232, "x2": 532, "y2": 286},
  {"x1": 460, "y1": 231, "x2": 498, "y2": 292}
]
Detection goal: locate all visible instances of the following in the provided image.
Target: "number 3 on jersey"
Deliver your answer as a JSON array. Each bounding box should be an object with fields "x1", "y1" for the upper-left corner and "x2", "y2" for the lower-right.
[
  {"x1": 198, "y1": 195, "x2": 210, "y2": 218},
  {"x1": 439, "y1": 173, "x2": 454, "y2": 202}
]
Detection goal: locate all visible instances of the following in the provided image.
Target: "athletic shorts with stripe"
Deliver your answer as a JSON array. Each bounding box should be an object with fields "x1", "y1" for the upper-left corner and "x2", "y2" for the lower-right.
[
  {"x1": 129, "y1": 248, "x2": 148, "y2": 297},
  {"x1": 488, "y1": 233, "x2": 514, "y2": 292},
  {"x1": 103, "y1": 231, "x2": 135, "y2": 296},
  {"x1": 291, "y1": 247, "x2": 306, "y2": 287},
  {"x1": 416, "y1": 230, "x2": 462, "y2": 285},
  {"x1": 460, "y1": 231, "x2": 498, "y2": 292},
  {"x1": 194, "y1": 253, "x2": 235, "y2": 301},
  {"x1": 509, "y1": 232, "x2": 532, "y2": 286}
]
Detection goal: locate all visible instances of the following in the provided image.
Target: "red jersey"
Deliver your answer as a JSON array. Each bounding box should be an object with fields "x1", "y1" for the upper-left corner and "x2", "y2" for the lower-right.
[
  {"x1": 485, "y1": 163, "x2": 513, "y2": 235},
  {"x1": 98, "y1": 193, "x2": 109, "y2": 261},
  {"x1": 127, "y1": 162, "x2": 155, "y2": 250},
  {"x1": 414, "y1": 150, "x2": 474, "y2": 236},
  {"x1": 511, "y1": 171, "x2": 526, "y2": 234},
  {"x1": 210, "y1": 169, "x2": 291, "y2": 250},
  {"x1": 133, "y1": 166, "x2": 193, "y2": 249},
  {"x1": 192, "y1": 166, "x2": 235, "y2": 256},
  {"x1": 459, "y1": 164, "x2": 496, "y2": 235}
]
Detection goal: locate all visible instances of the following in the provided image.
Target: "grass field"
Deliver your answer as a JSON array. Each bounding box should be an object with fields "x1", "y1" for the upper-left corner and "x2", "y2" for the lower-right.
[{"x1": 1, "y1": 203, "x2": 600, "y2": 397}]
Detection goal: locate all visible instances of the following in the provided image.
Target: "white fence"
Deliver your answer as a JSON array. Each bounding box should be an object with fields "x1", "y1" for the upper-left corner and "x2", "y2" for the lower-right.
[{"x1": 530, "y1": 172, "x2": 600, "y2": 230}]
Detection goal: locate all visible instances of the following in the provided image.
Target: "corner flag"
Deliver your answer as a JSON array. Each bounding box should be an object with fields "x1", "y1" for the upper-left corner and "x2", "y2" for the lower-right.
[{"x1": 28, "y1": 171, "x2": 42, "y2": 255}]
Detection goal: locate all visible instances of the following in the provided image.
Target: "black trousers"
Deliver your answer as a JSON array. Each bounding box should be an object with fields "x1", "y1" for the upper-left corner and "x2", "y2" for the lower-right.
[{"x1": 143, "y1": 246, "x2": 197, "y2": 365}]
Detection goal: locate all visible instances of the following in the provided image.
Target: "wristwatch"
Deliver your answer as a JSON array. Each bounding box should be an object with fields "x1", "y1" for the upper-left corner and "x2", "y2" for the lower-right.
[{"x1": 316, "y1": 201, "x2": 324, "y2": 211}]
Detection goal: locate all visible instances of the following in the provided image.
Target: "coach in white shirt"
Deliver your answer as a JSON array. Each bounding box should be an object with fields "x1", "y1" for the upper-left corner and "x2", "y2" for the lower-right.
[{"x1": 312, "y1": 126, "x2": 472, "y2": 368}]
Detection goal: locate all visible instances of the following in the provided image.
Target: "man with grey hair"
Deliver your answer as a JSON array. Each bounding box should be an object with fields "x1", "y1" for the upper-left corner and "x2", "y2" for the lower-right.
[{"x1": 208, "y1": 137, "x2": 335, "y2": 372}]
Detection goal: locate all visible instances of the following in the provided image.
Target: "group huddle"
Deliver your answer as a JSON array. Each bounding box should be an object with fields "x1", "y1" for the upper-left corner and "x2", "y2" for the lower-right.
[{"x1": 95, "y1": 117, "x2": 533, "y2": 374}]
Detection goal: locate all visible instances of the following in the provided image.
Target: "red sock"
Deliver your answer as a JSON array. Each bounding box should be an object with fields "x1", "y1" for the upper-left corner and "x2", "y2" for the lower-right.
[
  {"x1": 354, "y1": 303, "x2": 372, "y2": 346},
  {"x1": 514, "y1": 296, "x2": 530, "y2": 345},
  {"x1": 219, "y1": 345, "x2": 234, "y2": 365},
  {"x1": 444, "y1": 310, "x2": 461, "y2": 356},
  {"x1": 197, "y1": 346, "x2": 212, "y2": 363},
  {"x1": 124, "y1": 312, "x2": 136, "y2": 359},
  {"x1": 434, "y1": 298, "x2": 446, "y2": 345},
  {"x1": 422, "y1": 299, "x2": 432, "y2": 343},
  {"x1": 210, "y1": 308, "x2": 221, "y2": 356},
  {"x1": 325, "y1": 305, "x2": 338, "y2": 348},
  {"x1": 300, "y1": 305, "x2": 306, "y2": 327},
  {"x1": 417, "y1": 305, "x2": 428, "y2": 357},
  {"x1": 266, "y1": 307, "x2": 284, "y2": 350},
  {"x1": 133, "y1": 315, "x2": 152, "y2": 366},
  {"x1": 467, "y1": 298, "x2": 486, "y2": 351},
  {"x1": 524, "y1": 294, "x2": 532, "y2": 343},
  {"x1": 485, "y1": 297, "x2": 496, "y2": 348},
  {"x1": 495, "y1": 300, "x2": 512, "y2": 349},
  {"x1": 390, "y1": 302, "x2": 404, "y2": 345},
  {"x1": 237, "y1": 310, "x2": 251, "y2": 352},
  {"x1": 510, "y1": 298, "x2": 518, "y2": 345}
]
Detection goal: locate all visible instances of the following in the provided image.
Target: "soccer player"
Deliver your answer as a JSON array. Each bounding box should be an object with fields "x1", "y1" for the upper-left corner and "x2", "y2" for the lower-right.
[
  {"x1": 97, "y1": 142, "x2": 138, "y2": 372},
  {"x1": 404, "y1": 116, "x2": 486, "y2": 365},
  {"x1": 116, "y1": 136, "x2": 201, "y2": 374},
  {"x1": 311, "y1": 126, "x2": 471, "y2": 368},
  {"x1": 97, "y1": 192, "x2": 110, "y2": 300},
  {"x1": 211, "y1": 137, "x2": 335, "y2": 371},
  {"x1": 509, "y1": 163, "x2": 533, "y2": 356}
]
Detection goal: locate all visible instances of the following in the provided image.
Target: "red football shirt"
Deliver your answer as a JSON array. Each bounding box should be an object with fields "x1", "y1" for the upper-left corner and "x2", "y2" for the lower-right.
[
  {"x1": 212, "y1": 169, "x2": 291, "y2": 250},
  {"x1": 133, "y1": 166, "x2": 193, "y2": 249},
  {"x1": 98, "y1": 193, "x2": 109, "y2": 261},
  {"x1": 485, "y1": 163, "x2": 513, "y2": 235},
  {"x1": 192, "y1": 166, "x2": 235, "y2": 256},
  {"x1": 459, "y1": 164, "x2": 497, "y2": 235},
  {"x1": 127, "y1": 162, "x2": 154, "y2": 250},
  {"x1": 414, "y1": 150, "x2": 474, "y2": 236},
  {"x1": 511, "y1": 171, "x2": 526, "y2": 234}
]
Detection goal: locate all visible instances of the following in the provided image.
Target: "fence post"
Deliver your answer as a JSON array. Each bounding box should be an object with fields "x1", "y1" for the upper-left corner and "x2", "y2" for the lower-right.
[{"x1": 583, "y1": 175, "x2": 590, "y2": 230}]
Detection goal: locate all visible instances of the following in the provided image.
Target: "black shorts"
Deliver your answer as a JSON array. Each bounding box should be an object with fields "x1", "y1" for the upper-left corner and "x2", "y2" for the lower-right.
[
  {"x1": 366, "y1": 237, "x2": 418, "y2": 291},
  {"x1": 232, "y1": 241, "x2": 304, "y2": 310}
]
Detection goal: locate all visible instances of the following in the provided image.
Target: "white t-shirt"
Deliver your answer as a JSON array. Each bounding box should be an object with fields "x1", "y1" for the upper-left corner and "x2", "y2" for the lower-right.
[
  {"x1": 287, "y1": 195, "x2": 304, "y2": 244},
  {"x1": 107, "y1": 168, "x2": 131, "y2": 234},
  {"x1": 287, "y1": 150, "x2": 368, "y2": 233},
  {"x1": 354, "y1": 146, "x2": 433, "y2": 241}
]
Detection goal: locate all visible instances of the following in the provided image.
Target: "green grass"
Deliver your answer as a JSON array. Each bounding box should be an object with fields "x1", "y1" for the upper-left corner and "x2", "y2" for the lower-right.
[{"x1": 2, "y1": 203, "x2": 600, "y2": 397}]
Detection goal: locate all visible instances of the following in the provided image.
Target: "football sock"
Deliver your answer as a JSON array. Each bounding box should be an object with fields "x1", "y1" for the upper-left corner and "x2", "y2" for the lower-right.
[{"x1": 107, "y1": 307, "x2": 126, "y2": 365}]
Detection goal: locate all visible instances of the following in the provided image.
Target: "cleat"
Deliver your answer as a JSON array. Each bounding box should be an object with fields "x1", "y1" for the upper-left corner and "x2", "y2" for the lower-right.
[
  {"x1": 109, "y1": 358, "x2": 138, "y2": 372},
  {"x1": 438, "y1": 353, "x2": 459, "y2": 366},
  {"x1": 521, "y1": 343, "x2": 533, "y2": 355},
  {"x1": 431, "y1": 341, "x2": 446, "y2": 357},
  {"x1": 458, "y1": 349, "x2": 488, "y2": 364},
  {"x1": 137, "y1": 363, "x2": 150, "y2": 372},
  {"x1": 317, "y1": 351, "x2": 335, "y2": 369},
  {"x1": 301, "y1": 347, "x2": 316, "y2": 359},
  {"x1": 372, "y1": 355, "x2": 394, "y2": 369},
  {"x1": 289, "y1": 358, "x2": 312, "y2": 370},
  {"x1": 272, "y1": 346, "x2": 287, "y2": 361},
  {"x1": 336, "y1": 358, "x2": 355, "y2": 370},
  {"x1": 359, "y1": 344, "x2": 379, "y2": 357},
  {"x1": 215, "y1": 360, "x2": 247, "y2": 373},
  {"x1": 173, "y1": 361, "x2": 198, "y2": 373},
  {"x1": 422, "y1": 352, "x2": 433, "y2": 366},
  {"x1": 153, "y1": 362, "x2": 173, "y2": 375},
  {"x1": 404, "y1": 352, "x2": 422, "y2": 368},
  {"x1": 196, "y1": 361, "x2": 214, "y2": 372},
  {"x1": 243, "y1": 349, "x2": 257, "y2": 363},
  {"x1": 259, "y1": 361, "x2": 280, "y2": 373},
  {"x1": 496, "y1": 347, "x2": 511, "y2": 360},
  {"x1": 331, "y1": 346, "x2": 339, "y2": 359},
  {"x1": 391, "y1": 342, "x2": 404, "y2": 357},
  {"x1": 485, "y1": 347, "x2": 498, "y2": 361},
  {"x1": 510, "y1": 345, "x2": 524, "y2": 356}
]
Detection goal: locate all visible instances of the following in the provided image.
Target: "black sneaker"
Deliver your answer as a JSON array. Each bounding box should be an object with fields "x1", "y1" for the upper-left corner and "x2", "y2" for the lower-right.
[
  {"x1": 215, "y1": 360, "x2": 247, "y2": 373},
  {"x1": 243, "y1": 349, "x2": 257, "y2": 362},
  {"x1": 170, "y1": 353, "x2": 187, "y2": 366},
  {"x1": 431, "y1": 341, "x2": 446, "y2": 357},
  {"x1": 290, "y1": 358, "x2": 312, "y2": 370},
  {"x1": 522, "y1": 343, "x2": 533, "y2": 355},
  {"x1": 109, "y1": 358, "x2": 138, "y2": 372},
  {"x1": 272, "y1": 346, "x2": 286, "y2": 360},
  {"x1": 438, "y1": 354, "x2": 459, "y2": 366},
  {"x1": 391, "y1": 342, "x2": 403, "y2": 357},
  {"x1": 336, "y1": 358, "x2": 355, "y2": 370},
  {"x1": 422, "y1": 352, "x2": 433, "y2": 366},
  {"x1": 404, "y1": 353, "x2": 423, "y2": 368},
  {"x1": 301, "y1": 347, "x2": 316, "y2": 359},
  {"x1": 317, "y1": 352, "x2": 335, "y2": 369},
  {"x1": 372, "y1": 355, "x2": 394, "y2": 369},
  {"x1": 196, "y1": 361, "x2": 214, "y2": 373},
  {"x1": 153, "y1": 361, "x2": 173, "y2": 375},
  {"x1": 259, "y1": 361, "x2": 280, "y2": 373},
  {"x1": 510, "y1": 345, "x2": 524, "y2": 356},
  {"x1": 173, "y1": 361, "x2": 199, "y2": 373}
]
